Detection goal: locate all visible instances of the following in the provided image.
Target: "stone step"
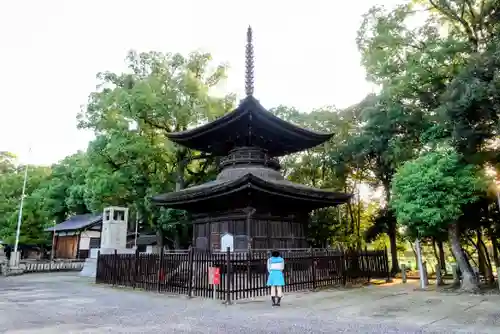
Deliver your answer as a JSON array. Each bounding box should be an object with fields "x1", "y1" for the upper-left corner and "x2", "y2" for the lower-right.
[{"x1": 79, "y1": 258, "x2": 97, "y2": 277}]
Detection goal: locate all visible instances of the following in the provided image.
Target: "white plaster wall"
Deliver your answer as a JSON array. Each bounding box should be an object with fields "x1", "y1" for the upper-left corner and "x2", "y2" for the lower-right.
[
  {"x1": 56, "y1": 231, "x2": 77, "y2": 236},
  {"x1": 143, "y1": 245, "x2": 163, "y2": 254},
  {"x1": 79, "y1": 230, "x2": 101, "y2": 250},
  {"x1": 101, "y1": 223, "x2": 127, "y2": 249}
]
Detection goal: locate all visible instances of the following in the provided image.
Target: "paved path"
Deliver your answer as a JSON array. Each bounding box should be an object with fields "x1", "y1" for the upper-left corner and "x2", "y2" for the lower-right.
[{"x1": 0, "y1": 273, "x2": 499, "y2": 333}]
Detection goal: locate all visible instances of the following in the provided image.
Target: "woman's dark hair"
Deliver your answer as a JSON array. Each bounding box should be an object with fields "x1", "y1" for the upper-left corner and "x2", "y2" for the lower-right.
[{"x1": 271, "y1": 250, "x2": 280, "y2": 257}]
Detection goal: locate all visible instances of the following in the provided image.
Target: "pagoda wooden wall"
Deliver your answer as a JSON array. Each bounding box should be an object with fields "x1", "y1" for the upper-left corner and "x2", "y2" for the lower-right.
[{"x1": 192, "y1": 209, "x2": 309, "y2": 251}]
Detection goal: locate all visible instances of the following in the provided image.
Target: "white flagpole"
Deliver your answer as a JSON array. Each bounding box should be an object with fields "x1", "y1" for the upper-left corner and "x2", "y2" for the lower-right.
[
  {"x1": 13, "y1": 147, "x2": 31, "y2": 263},
  {"x1": 13, "y1": 162, "x2": 29, "y2": 254}
]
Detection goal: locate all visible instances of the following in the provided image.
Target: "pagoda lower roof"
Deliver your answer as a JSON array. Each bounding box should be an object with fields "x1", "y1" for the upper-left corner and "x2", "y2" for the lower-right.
[
  {"x1": 152, "y1": 172, "x2": 351, "y2": 212},
  {"x1": 166, "y1": 96, "x2": 333, "y2": 157}
]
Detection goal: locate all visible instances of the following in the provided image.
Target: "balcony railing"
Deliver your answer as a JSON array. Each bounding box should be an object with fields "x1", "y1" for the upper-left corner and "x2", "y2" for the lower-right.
[{"x1": 219, "y1": 147, "x2": 280, "y2": 170}]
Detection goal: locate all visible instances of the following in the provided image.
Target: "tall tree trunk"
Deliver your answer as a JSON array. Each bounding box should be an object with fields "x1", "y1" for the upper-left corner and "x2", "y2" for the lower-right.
[
  {"x1": 432, "y1": 239, "x2": 440, "y2": 266},
  {"x1": 175, "y1": 157, "x2": 186, "y2": 192},
  {"x1": 156, "y1": 151, "x2": 186, "y2": 248},
  {"x1": 383, "y1": 184, "x2": 399, "y2": 274},
  {"x1": 343, "y1": 186, "x2": 349, "y2": 238},
  {"x1": 387, "y1": 219, "x2": 399, "y2": 274},
  {"x1": 478, "y1": 233, "x2": 494, "y2": 284},
  {"x1": 172, "y1": 153, "x2": 186, "y2": 249},
  {"x1": 347, "y1": 202, "x2": 355, "y2": 239},
  {"x1": 156, "y1": 228, "x2": 164, "y2": 254},
  {"x1": 487, "y1": 227, "x2": 499, "y2": 268},
  {"x1": 476, "y1": 229, "x2": 487, "y2": 279},
  {"x1": 173, "y1": 234, "x2": 180, "y2": 250},
  {"x1": 448, "y1": 224, "x2": 479, "y2": 292},
  {"x1": 491, "y1": 236, "x2": 500, "y2": 268},
  {"x1": 464, "y1": 246, "x2": 479, "y2": 268},
  {"x1": 356, "y1": 191, "x2": 362, "y2": 250},
  {"x1": 469, "y1": 231, "x2": 494, "y2": 284},
  {"x1": 437, "y1": 240, "x2": 447, "y2": 274},
  {"x1": 411, "y1": 243, "x2": 419, "y2": 270}
]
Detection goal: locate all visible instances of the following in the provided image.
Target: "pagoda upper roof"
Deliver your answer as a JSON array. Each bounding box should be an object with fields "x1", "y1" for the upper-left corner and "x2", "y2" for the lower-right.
[
  {"x1": 152, "y1": 169, "x2": 351, "y2": 212},
  {"x1": 166, "y1": 96, "x2": 333, "y2": 157}
]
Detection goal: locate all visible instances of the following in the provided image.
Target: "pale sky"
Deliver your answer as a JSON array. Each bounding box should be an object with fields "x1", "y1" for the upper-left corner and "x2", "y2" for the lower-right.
[{"x1": 0, "y1": 0, "x2": 397, "y2": 165}]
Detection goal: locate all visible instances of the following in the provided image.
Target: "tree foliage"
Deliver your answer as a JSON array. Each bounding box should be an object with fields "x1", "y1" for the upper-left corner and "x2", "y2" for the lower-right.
[{"x1": 392, "y1": 147, "x2": 488, "y2": 236}]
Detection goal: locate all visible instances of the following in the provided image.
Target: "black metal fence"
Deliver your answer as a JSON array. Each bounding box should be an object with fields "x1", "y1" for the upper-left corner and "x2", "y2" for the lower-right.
[{"x1": 96, "y1": 248, "x2": 389, "y2": 302}]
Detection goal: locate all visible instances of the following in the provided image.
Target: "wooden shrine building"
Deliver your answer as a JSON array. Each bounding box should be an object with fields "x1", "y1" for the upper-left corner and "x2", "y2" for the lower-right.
[
  {"x1": 152, "y1": 27, "x2": 351, "y2": 251},
  {"x1": 46, "y1": 214, "x2": 102, "y2": 259}
]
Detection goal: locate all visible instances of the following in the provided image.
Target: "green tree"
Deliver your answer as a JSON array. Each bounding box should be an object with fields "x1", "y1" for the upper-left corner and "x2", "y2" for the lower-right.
[
  {"x1": 353, "y1": 0, "x2": 500, "y2": 273},
  {"x1": 0, "y1": 151, "x2": 17, "y2": 174},
  {"x1": 78, "y1": 50, "x2": 234, "y2": 248},
  {"x1": 271, "y1": 105, "x2": 371, "y2": 249},
  {"x1": 391, "y1": 146, "x2": 488, "y2": 291},
  {"x1": 0, "y1": 162, "x2": 53, "y2": 245},
  {"x1": 40, "y1": 152, "x2": 91, "y2": 224},
  {"x1": 341, "y1": 93, "x2": 425, "y2": 273}
]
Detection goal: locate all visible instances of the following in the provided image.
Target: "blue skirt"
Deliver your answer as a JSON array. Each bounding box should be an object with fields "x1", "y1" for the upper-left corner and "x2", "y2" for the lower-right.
[{"x1": 267, "y1": 270, "x2": 285, "y2": 286}]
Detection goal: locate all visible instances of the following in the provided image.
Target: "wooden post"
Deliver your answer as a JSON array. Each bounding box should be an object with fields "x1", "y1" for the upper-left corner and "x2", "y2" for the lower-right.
[
  {"x1": 225, "y1": 246, "x2": 231, "y2": 305},
  {"x1": 384, "y1": 246, "x2": 392, "y2": 283},
  {"x1": 341, "y1": 248, "x2": 347, "y2": 286},
  {"x1": 132, "y1": 248, "x2": 139, "y2": 289},
  {"x1": 76, "y1": 232, "x2": 82, "y2": 259},
  {"x1": 51, "y1": 229, "x2": 57, "y2": 261},
  {"x1": 311, "y1": 248, "x2": 317, "y2": 290},
  {"x1": 157, "y1": 249, "x2": 164, "y2": 293},
  {"x1": 112, "y1": 249, "x2": 118, "y2": 286},
  {"x1": 187, "y1": 246, "x2": 194, "y2": 298},
  {"x1": 247, "y1": 248, "x2": 252, "y2": 295},
  {"x1": 365, "y1": 246, "x2": 371, "y2": 282},
  {"x1": 95, "y1": 249, "x2": 101, "y2": 283},
  {"x1": 401, "y1": 264, "x2": 407, "y2": 283}
]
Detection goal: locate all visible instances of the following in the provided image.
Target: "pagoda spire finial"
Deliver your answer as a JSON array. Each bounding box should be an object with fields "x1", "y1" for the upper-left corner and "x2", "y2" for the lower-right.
[{"x1": 245, "y1": 25, "x2": 254, "y2": 97}]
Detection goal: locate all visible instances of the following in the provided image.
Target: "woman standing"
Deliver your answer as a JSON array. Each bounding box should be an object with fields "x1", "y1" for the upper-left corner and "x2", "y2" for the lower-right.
[{"x1": 267, "y1": 250, "x2": 285, "y2": 306}]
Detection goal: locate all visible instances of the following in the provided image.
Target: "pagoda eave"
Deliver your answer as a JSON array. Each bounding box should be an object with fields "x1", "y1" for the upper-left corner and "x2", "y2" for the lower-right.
[
  {"x1": 166, "y1": 97, "x2": 333, "y2": 156},
  {"x1": 152, "y1": 174, "x2": 351, "y2": 211}
]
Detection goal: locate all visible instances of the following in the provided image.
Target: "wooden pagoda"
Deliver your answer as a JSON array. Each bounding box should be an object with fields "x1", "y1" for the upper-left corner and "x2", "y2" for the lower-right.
[{"x1": 153, "y1": 27, "x2": 351, "y2": 250}]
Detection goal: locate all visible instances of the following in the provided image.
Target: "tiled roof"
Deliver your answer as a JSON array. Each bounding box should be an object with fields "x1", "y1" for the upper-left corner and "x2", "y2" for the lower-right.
[
  {"x1": 126, "y1": 234, "x2": 158, "y2": 246},
  {"x1": 45, "y1": 214, "x2": 102, "y2": 232}
]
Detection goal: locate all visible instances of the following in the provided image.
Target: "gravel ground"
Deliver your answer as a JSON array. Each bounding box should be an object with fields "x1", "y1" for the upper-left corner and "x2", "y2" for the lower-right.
[{"x1": 0, "y1": 273, "x2": 498, "y2": 333}]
